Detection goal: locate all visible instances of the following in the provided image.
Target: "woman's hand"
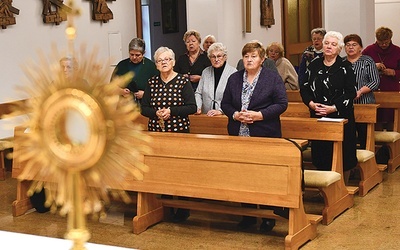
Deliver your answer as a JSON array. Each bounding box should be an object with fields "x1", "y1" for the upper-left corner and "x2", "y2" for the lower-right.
[
  {"x1": 120, "y1": 88, "x2": 130, "y2": 97},
  {"x1": 156, "y1": 108, "x2": 171, "y2": 120},
  {"x1": 376, "y1": 63, "x2": 386, "y2": 72},
  {"x1": 235, "y1": 110, "x2": 263, "y2": 124},
  {"x1": 206, "y1": 109, "x2": 222, "y2": 116},
  {"x1": 315, "y1": 104, "x2": 337, "y2": 116},
  {"x1": 134, "y1": 90, "x2": 144, "y2": 100},
  {"x1": 189, "y1": 74, "x2": 201, "y2": 83}
]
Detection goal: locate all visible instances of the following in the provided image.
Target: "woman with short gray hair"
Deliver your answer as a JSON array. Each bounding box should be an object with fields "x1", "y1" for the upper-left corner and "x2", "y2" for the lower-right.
[
  {"x1": 195, "y1": 42, "x2": 236, "y2": 116},
  {"x1": 300, "y1": 31, "x2": 357, "y2": 183}
]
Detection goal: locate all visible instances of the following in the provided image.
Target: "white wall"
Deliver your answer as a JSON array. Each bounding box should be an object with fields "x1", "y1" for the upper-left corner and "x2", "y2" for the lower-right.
[
  {"x1": 186, "y1": 0, "x2": 282, "y2": 67},
  {"x1": 0, "y1": 0, "x2": 136, "y2": 102},
  {"x1": 323, "y1": 0, "x2": 375, "y2": 55},
  {"x1": 375, "y1": 0, "x2": 400, "y2": 45}
]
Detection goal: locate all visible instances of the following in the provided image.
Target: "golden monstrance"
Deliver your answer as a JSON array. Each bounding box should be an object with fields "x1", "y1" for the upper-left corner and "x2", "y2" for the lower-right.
[{"x1": 11, "y1": 1, "x2": 151, "y2": 249}]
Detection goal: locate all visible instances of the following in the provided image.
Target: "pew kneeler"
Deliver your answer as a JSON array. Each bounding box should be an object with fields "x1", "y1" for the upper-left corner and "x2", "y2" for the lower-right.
[
  {"x1": 375, "y1": 131, "x2": 400, "y2": 173},
  {"x1": 355, "y1": 149, "x2": 383, "y2": 196}
]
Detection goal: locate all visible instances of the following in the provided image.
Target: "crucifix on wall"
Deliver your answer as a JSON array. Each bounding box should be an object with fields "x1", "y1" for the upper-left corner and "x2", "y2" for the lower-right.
[
  {"x1": 42, "y1": 0, "x2": 71, "y2": 25},
  {"x1": 0, "y1": 0, "x2": 20, "y2": 29},
  {"x1": 91, "y1": 0, "x2": 115, "y2": 23}
]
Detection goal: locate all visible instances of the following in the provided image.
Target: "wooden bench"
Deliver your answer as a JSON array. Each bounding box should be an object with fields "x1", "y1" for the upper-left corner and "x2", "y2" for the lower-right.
[
  {"x1": 0, "y1": 99, "x2": 28, "y2": 180},
  {"x1": 139, "y1": 114, "x2": 352, "y2": 225},
  {"x1": 12, "y1": 128, "x2": 321, "y2": 250},
  {"x1": 128, "y1": 132, "x2": 320, "y2": 250},
  {"x1": 374, "y1": 91, "x2": 400, "y2": 173},
  {"x1": 282, "y1": 102, "x2": 385, "y2": 196},
  {"x1": 280, "y1": 116, "x2": 354, "y2": 224},
  {"x1": 288, "y1": 90, "x2": 400, "y2": 173}
]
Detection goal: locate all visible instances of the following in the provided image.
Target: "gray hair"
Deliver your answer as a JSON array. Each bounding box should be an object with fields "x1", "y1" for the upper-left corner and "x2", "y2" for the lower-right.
[
  {"x1": 129, "y1": 38, "x2": 145, "y2": 53},
  {"x1": 323, "y1": 31, "x2": 345, "y2": 50},
  {"x1": 311, "y1": 28, "x2": 326, "y2": 37},
  {"x1": 203, "y1": 34, "x2": 216, "y2": 43},
  {"x1": 153, "y1": 46, "x2": 175, "y2": 61},
  {"x1": 207, "y1": 42, "x2": 227, "y2": 57}
]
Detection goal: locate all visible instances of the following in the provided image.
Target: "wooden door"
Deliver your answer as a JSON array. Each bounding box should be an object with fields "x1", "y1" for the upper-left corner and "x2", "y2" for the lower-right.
[{"x1": 281, "y1": 0, "x2": 322, "y2": 67}]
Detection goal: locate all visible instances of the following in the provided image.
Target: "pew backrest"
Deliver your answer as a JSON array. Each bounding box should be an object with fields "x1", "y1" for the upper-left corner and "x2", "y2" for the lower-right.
[{"x1": 125, "y1": 132, "x2": 304, "y2": 208}]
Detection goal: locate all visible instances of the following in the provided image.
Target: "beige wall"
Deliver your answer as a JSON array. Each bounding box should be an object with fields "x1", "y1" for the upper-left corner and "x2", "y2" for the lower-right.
[
  {"x1": 0, "y1": 0, "x2": 136, "y2": 102},
  {"x1": 1, "y1": 0, "x2": 395, "y2": 104}
]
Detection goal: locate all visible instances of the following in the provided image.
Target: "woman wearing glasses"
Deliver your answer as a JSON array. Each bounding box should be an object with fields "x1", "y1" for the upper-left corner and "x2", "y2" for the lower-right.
[
  {"x1": 266, "y1": 42, "x2": 299, "y2": 90},
  {"x1": 195, "y1": 43, "x2": 237, "y2": 116},
  {"x1": 141, "y1": 46, "x2": 196, "y2": 133},
  {"x1": 221, "y1": 41, "x2": 288, "y2": 233},
  {"x1": 363, "y1": 27, "x2": 400, "y2": 129},
  {"x1": 344, "y1": 34, "x2": 380, "y2": 148}
]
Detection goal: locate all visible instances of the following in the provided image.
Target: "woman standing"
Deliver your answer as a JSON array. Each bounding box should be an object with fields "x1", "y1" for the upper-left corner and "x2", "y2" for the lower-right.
[
  {"x1": 300, "y1": 31, "x2": 357, "y2": 181},
  {"x1": 174, "y1": 30, "x2": 211, "y2": 91},
  {"x1": 344, "y1": 34, "x2": 380, "y2": 148},
  {"x1": 362, "y1": 27, "x2": 400, "y2": 129},
  {"x1": 141, "y1": 47, "x2": 196, "y2": 133},
  {"x1": 266, "y1": 42, "x2": 299, "y2": 90},
  {"x1": 195, "y1": 42, "x2": 237, "y2": 116},
  {"x1": 221, "y1": 41, "x2": 288, "y2": 232},
  {"x1": 298, "y1": 28, "x2": 327, "y2": 85}
]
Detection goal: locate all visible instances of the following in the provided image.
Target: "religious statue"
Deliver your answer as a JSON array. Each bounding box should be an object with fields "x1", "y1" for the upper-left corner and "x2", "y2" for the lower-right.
[
  {"x1": 0, "y1": 0, "x2": 19, "y2": 29},
  {"x1": 260, "y1": 0, "x2": 275, "y2": 28},
  {"x1": 42, "y1": 0, "x2": 71, "y2": 25},
  {"x1": 91, "y1": 0, "x2": 115, "y2": 23}
]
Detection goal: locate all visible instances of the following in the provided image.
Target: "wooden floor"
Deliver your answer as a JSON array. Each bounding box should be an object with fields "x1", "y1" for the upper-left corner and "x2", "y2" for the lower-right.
[{"x1": 1, "y1": 161, "x2": 400, "y2": 249}]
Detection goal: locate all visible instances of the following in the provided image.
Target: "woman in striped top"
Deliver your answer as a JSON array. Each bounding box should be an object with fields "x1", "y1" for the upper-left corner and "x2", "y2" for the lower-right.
[{"x1": 344, "y1": 34, "x2": 380, "y2": 148}]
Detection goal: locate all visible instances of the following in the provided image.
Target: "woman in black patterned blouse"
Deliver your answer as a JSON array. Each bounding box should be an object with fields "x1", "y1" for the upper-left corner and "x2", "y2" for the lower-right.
[{"x1": 141, "y1": 46, "x2": 197, "y2": 133}]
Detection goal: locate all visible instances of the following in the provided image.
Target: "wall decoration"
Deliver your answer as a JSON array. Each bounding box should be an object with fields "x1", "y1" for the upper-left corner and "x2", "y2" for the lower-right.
[
  {"x1": 42, "y1": 0, "x2": 71, "y2": 25},
  {"x1": 161, "y1": 0, "x2": 179, "y2": 34},
  {"x1": 0, "y1": 0, "x2": 20, "y2": 29},
  {"x1": 260, "y1": 0, "x2": 275, "y2": 28},
  {"x1": 91, "y1": 0, "x2": 115, "y2": 23}
]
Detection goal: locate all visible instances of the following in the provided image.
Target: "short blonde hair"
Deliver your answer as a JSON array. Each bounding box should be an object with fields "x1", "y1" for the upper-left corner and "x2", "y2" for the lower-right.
[
  {"x1": 183, "y1": 30, "x2": 202, "y2": 43},
  {"x1": 266, "y1": 42, "x2": 285, "y2": 58}
]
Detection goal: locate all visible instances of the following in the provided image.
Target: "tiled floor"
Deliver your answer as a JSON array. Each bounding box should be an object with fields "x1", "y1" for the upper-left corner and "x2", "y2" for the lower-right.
[{"x1": 1, "y1": 167, "x2": 400, "y2": 250}]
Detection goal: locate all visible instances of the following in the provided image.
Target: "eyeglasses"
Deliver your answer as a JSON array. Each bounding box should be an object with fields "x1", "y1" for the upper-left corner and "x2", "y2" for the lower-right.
[
  {"x1": 345, "y1": 43, "x2": 359, "y2": 48},
  {"x1": 209, "y1": 54, "x2": 225, "y2": 60},
  {"x1": 156, "y1": 58, "x2": 173, "y2": 64},
  {"x1": 377, "y1": 39, "x2": 391, "y2": 46}
]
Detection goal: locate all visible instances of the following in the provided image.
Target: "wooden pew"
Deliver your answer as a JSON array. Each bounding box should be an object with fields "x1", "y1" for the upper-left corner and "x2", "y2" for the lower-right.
[
  {"x1": 374, "y1": 91, "x2": 400, "y2": 132},
  {"x1": 286, "y1": 90, "x2": 303, "y2": 102},
  {"x1": 138, "y1": 114, "x2": 352, "y2": 225},
  {"x1": 374, "y1": 91, "x2": 400, "y2": 173},
  {"x1": 288, "y1": 90, "x2": 400, "y2": 173},
  {"x1": 0, "y1": 99, "x2": 28, "y2": 180},
  {"x1": 12, "y1": 129, "x2": 321, "y2": 250},
  {"x1": 282, "y1": 102, "x2": 384, "y2": 196},
  {"x1": 128, "y1": 132, "x2": 320, "y2": 250}
]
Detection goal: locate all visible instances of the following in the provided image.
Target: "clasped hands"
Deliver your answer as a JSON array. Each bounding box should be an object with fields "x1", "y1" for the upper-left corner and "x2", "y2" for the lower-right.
[
  {"x1": 310, "y1": 101, "x2": 336, "y2": 116},
  {"x1": 156, "y1": 108, "x2": 171, "y2": 120},
  {"x1": 234, "y1": 110, "x2": 262, "y2": 124},
  {"x1": 376, "y1": 63, "x2": 396, "y2": 76}
]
